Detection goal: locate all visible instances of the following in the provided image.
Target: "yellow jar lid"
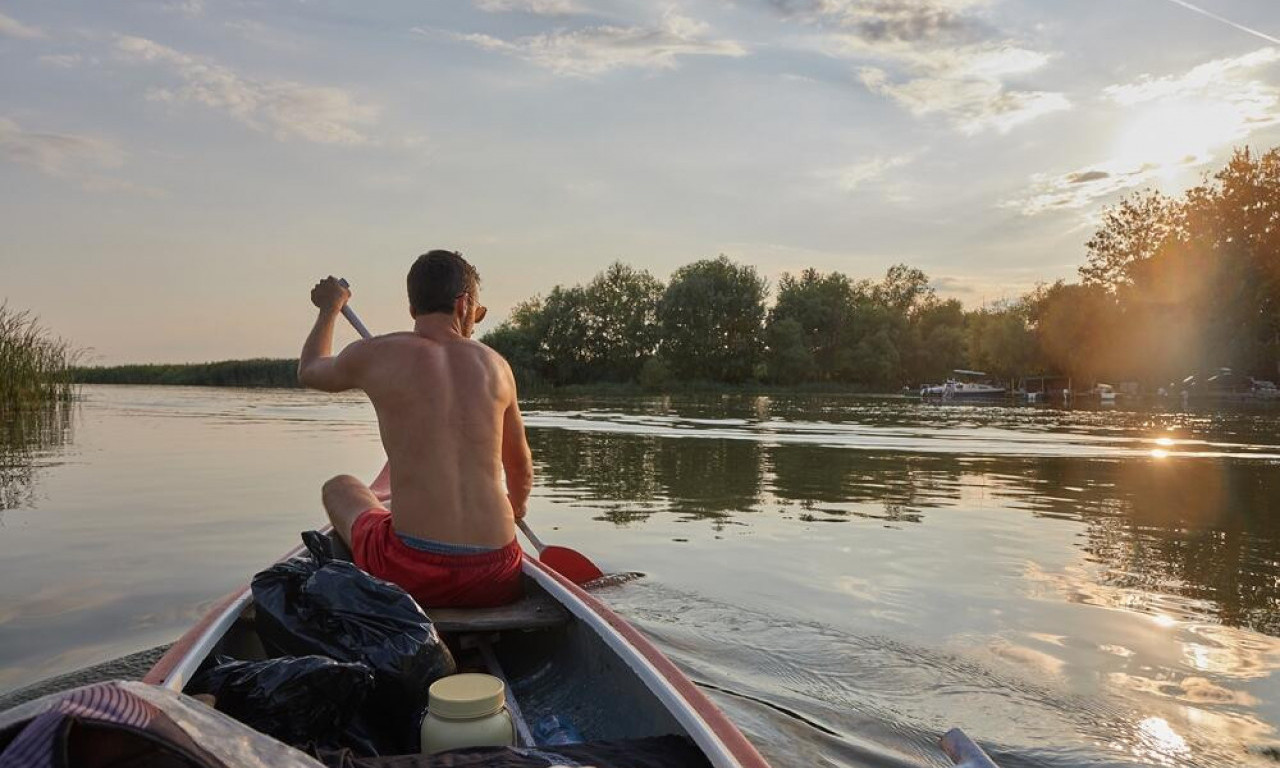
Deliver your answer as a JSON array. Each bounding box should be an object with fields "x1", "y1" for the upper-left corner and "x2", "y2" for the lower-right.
[{"x1": 428, "y1": 674, "x2": 507, "y2": 720}]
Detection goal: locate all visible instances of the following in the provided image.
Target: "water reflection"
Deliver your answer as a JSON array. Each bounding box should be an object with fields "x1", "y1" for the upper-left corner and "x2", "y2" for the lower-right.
[
  {"x1": 529, "y1": 428, "x2": 762, "y2": 522},
  {"x1": 527, "y1": 397, "x2": 1280, "y2": 637},
  {"x1": 0, "y1": 403, "x2": 74, "y2": 511}
]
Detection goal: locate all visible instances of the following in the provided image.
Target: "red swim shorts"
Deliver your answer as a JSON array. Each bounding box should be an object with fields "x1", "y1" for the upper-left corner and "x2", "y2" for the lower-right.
[{"x1": 351, "y1": 509, "x2": 524, "y2": 609}]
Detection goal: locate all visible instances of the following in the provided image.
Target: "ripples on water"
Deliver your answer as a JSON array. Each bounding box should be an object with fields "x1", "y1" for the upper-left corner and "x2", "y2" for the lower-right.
[{"x1": 4, "y1": 387, "x2": 1280, "y2": 767}]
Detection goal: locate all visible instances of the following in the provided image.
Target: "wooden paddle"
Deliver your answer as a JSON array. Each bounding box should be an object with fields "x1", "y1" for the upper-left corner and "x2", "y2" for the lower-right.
[{"x1": 334, "y1": 279, "x2": 605, "y2": 585}]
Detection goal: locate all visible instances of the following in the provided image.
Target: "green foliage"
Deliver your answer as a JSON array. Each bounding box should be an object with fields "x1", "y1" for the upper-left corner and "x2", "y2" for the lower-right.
[
  {"x1": 659, "y1": 256, "x2": 767, "y2": 383},
  {"x1": 0, "y1": 303, "x2": 78, "y2": 410},
  {"x1": 74, "y1": 359, "x2": 298, "y2": 387},
  {"x1": 903, "y1": 298, "x2": 966, "y2": 385},
  {"x1": 762, "y1": 265, "x2": 946, "y2": 388},
  {"x1": 582, "y1": 263, "x2": 664, "y2": 382},
  {"x1": 480, "y1": 262, "x2": 664, "y2": 386},
  {"x1": 768, "y1": 269, "x2": 860, "y2": 381},
  {"x1": 638, "y1": 356, "x2": 671, "y2": 390},
  {"x1": 1026, "y1": 281, "x2": 1119, "y2": 383},
  {"x1": 764, "y1": 318, "x2": 814, "y2": 385},
  {"x1": 966, "y1": 302, "x2": 1037, "y2": 384}
]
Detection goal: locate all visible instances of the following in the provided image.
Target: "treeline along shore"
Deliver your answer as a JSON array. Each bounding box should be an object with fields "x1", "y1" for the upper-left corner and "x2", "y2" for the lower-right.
[
  {"x1": 72, "y1": 359, "x2": 298, "y2": 388},
  {"x1": 69, "y1": 146, "x2": 1280, "y2": 394},
  {"x1": 487, "y1": 147, "x2": 1280, "y2": 392}
]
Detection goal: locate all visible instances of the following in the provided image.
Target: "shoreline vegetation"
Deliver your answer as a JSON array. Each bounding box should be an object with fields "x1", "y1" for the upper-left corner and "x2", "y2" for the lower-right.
[
  {"x1": 0, "y1": 303, "x2": 78, "y2": 411},
  {"x1": 72, "y1": 359, "x2": 298, "y2": 389},
  {"x1": 61, "y1": 147, "x2": 1280, "y2": 395},
  {"x1": 0, "y1": 303, "x2": 78, "y2": 509},
  {"x1": 69, "y1": 358, "x2": 911, "y2": 395}
]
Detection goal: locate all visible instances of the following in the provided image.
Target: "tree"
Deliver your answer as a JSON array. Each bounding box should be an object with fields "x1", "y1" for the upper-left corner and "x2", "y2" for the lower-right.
[
  {"x1": 966, "y1": 301, "x2": 1037, "y2": 384},
  {"x1": 903, "y1": 297, "x2": 966, "y2": 385},
  {"x1": 480, "y1": 297, "x2": 544, "y2": 387},
  {"x1": 767, "y1": 269, "x2": 861, "y2": 382},
  {"x1": 763, "y1": 317, "x2": 814, "y2": 384},
  {"x1": 1027, "y1": 281, "x2": 1119, "y2": 384},
  {"x1": 1080, "y1": 191, "x2": 1182, "y2": 293},
  {"x1": 1083, "y1": 147, "x2": 1280, "y2": 381},
  {"x1": 660, "y1": 256, "x2": 767, "y2": 383},
  {"x1": 874, "y1": 264, "x2": 933, "y2": 313},
  {"x1": 581, "y1": 262, "x2": 664, "y2": 382}
]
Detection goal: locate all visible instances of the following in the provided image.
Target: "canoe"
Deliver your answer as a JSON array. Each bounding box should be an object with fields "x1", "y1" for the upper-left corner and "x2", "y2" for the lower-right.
[{"x1": 141, "y1": 528, "x2": 772, "y2": 768}]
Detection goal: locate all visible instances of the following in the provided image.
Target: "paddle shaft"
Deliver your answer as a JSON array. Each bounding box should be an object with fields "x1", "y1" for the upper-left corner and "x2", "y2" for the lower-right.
[
  {"x1": 516, "y1": 518, "x2": 546, "y2": 553},
  {"x1": 336, "y1": 279, "x2": 371, "y2": 339}
]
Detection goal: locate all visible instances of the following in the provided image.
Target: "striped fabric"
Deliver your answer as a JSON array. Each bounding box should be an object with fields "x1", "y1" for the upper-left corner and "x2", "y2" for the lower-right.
[{"x1": 0, "y1": 683, "x2": 157, "y2": 768}]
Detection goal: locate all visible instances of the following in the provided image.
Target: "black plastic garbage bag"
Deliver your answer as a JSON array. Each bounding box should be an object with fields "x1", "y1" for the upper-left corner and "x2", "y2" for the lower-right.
[
  {"x1": 188, "y1": 655, "x2": 374, "y2": 749},
  {"x1": 252, "y1": 531, "x2": 457, "y2": 750}
]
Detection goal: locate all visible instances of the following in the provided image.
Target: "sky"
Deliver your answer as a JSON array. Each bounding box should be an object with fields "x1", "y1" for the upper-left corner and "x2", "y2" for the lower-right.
[{"x1": 2, "y1": 0, "x2": 1280, "y2": 364}]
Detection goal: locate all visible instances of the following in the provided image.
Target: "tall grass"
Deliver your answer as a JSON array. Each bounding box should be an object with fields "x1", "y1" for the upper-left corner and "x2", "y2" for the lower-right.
[{"x1": 0, "y1": 303, "x2": 78, "y2": 411}]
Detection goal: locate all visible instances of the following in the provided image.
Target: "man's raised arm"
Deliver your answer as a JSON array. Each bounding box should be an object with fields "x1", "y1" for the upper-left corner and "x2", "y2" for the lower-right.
[
  {"x1": 500, "y1": 364, "x2": 534, "y2": 520},
  {"x1": 298, "y1": 276, "x2": 363, "y2": 392}
]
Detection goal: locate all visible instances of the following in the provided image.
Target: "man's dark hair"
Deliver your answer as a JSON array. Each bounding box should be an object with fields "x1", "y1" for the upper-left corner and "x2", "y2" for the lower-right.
[{"x1": 407, "y1": 250, "x2": 479, "y2": 316}]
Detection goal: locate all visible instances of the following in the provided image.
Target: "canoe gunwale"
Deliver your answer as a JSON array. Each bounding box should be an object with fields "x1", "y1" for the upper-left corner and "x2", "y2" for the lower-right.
[{"x1": 522, "y1": 558, "x2": 769, "y2": 768}]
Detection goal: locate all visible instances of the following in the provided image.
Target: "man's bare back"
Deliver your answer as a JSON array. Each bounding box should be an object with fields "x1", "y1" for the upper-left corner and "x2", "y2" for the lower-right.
[
  {"x1": 360, "y1": 331, "x2": 525, "y2": 547},
  {"x1": 298, "y1": 259, "x2": 533, "y2": 552}
]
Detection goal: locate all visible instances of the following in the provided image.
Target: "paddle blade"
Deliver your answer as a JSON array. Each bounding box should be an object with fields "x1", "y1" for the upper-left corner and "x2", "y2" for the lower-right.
[{"x1": 538, "y1": 545, "x2": 605, "y2": 585}]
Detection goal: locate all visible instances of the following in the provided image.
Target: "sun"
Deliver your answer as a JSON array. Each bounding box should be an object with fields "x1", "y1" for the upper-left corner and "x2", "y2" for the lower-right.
[{"x1": 1111, "y1": 99, "x2": 1245, "y2": 177}]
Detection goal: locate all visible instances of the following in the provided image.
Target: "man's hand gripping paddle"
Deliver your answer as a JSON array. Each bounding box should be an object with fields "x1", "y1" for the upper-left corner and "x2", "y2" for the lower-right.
[{"x1": 335, "y1": 279, "x2": 605, "y2": 585}]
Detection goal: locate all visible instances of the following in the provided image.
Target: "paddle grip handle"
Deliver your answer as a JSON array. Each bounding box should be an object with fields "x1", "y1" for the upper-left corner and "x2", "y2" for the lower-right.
[
  {"x1": 516, "y1": 518, "x2": 546, "y2": 553},
  {"x1": 941, "y1": 729, "x2": 1000, "y2": 768},
  {"x1": 336, "y1": 279, "x2": 373, "y2": 340}
]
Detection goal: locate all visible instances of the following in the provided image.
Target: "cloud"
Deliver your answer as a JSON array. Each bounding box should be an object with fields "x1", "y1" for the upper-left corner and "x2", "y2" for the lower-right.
[
  {"x1": 162, "y1": 0, "x2": 204, "y2": 16},
  {"x1": 929, "y1": 274, "x2": 980, "y2": 295},
  {"x1": 0, "y1": 117, "x2": 164, "y2": 196},
  {"x1": 40, "y1": 54, "x2": 84, "y2": 68},
  {"x1": 771, "y1": 1, "x2": 1069, "y2": 133},
  {"x1": 769, "y1": 0, "x2": 989, "y2": 43},
  {"x1": 1007, "y1": 48, "x2": 1280, "y2": 215},
  {"x1": 859, "y1": 63, "x2": 1069, "y2": 134},
  {"x1": 115, "y1": 36, "x2": 379, "y2": 144},
  {"x1": 820, "y1": 152, "x2": 915, "y2": 191},
  {"x1": 472, "y1": 0, "x2": 577, "y2": 15},
  {"x1": 1007, "y1": 163, "x2": 1178, "y2": 216},
  {"x1": 1102, "y1": 47, "x2": 1280, "y2": 106},
  {"x1": 0, "y1": 117, "x2": 124, "y2": 176},
  {"x1": 449, "y1": 9, "x2": 746, "y2": 76},
  {"x1": 0, "y1": 11, "x2": 44, "y2": 39},
  {"x1": 1066, "y1": 170, "x2": 1109, "y2": 184}
]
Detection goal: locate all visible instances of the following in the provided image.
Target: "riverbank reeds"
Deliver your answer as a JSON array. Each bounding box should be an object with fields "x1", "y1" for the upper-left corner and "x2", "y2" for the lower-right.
[
  {"x1": 73, "y1": 358, "x2": 299, "y2": 388},
  {"x1": 0, "y1": 303, "x2": 78, "y2": 411}
]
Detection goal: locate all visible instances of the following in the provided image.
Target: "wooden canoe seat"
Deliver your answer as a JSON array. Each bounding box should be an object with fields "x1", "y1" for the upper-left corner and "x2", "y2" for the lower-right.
[
  {"x1": 425, "y1": 589, "x2": 569, "y2": 633},
  {"x1": 322, "y1": 531, "x2": 566, "y2": 632}
]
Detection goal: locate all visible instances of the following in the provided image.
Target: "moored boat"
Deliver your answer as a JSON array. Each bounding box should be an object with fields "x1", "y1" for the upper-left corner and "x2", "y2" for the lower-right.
[{"x1": 920, "y1": 370, "x2": 1007, "y2": 400}]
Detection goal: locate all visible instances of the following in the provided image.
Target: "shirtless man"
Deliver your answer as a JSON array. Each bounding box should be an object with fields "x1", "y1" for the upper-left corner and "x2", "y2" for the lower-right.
[{"x1": 298, "y1": 250, "x2": 533, "y2": 608}]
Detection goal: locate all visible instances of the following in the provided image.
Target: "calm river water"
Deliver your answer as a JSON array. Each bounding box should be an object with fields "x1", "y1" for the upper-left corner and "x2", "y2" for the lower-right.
[{"x1": 4, "y1": 385, "x2": 1280, "y2": 767}]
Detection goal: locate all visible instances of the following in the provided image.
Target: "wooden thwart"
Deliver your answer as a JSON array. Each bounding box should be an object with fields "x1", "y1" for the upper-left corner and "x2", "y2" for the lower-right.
[{"x1": 425, "y1": 590, "x2": 569, "y2": 633}]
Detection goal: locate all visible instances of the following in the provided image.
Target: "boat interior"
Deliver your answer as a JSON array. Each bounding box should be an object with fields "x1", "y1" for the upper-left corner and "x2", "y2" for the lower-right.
[{"x1": 186, "y1": 534, "x2": 691, "y2": 755}]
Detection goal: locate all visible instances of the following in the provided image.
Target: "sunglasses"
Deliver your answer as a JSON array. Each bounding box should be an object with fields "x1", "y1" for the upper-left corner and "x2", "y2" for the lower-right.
[{"x1": 456, "y1": 292, "x2": 487, "y2": 323}]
